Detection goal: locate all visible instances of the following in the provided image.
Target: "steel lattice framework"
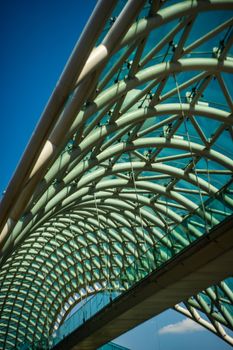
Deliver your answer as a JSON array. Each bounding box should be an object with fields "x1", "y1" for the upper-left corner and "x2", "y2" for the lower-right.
[{"x1": 0, "y1": 1, "x2": 233, "y2": 349}]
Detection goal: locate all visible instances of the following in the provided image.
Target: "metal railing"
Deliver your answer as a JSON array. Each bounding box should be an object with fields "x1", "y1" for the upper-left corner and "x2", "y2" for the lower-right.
[{"x1": 50, "y1": 179, "x2": 233, "y2": 348}]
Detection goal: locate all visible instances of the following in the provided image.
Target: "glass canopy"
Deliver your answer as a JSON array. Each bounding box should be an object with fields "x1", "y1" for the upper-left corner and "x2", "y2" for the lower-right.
[{"x1": 0, "y1": 1, "x2": 232, "y2": 349}]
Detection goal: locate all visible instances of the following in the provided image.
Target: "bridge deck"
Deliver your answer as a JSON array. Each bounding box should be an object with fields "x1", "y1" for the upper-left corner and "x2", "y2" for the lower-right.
[{"x1": 53, "y1": 216, "x2": 233, "y2": 350}]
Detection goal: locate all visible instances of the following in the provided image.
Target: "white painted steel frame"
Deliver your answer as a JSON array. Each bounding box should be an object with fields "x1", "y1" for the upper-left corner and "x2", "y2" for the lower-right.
[{"x1": 0, "y1": 0, "x2": 233, "y2": 349}]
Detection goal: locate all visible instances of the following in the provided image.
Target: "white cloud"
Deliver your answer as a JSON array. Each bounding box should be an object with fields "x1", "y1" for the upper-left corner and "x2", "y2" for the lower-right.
[{"x1": 158, "y1": 318, "x2": 204, "y2": 335}]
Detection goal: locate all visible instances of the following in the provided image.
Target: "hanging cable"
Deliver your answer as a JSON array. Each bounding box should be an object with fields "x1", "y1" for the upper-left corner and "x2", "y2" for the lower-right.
[
  {"x1": 41, "y1": 224, "x2": 50, "y2": 350},
  {"x1": 173, "y1": 73, "x2": 209, "y2": 234},
  {"x1": 94, "y1": 192, "x2": 108, "y2": 304},
  {"x1": 81, "y1": 215, "x2": 89, "y2": 324},
  {"x1": 205, "y1": 158, "x2": 213, "y2": 227},
  {"x1": 164, "y1": 196, "x2": 170, "y2": 260},
  {"x1": 129, "y1": 153, "x2": 152, "y2": 278},
  {"x1": 53, "y1": 217, "x2": 69, "y2": 339},
  {"x1": 68, "y1": 212, "x2": 79, "y2": 321}
]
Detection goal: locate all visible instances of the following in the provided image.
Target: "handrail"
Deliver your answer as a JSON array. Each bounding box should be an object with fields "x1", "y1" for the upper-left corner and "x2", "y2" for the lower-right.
[{"x1": 50, "y1": 179, "x2": 233, "y2": 348}]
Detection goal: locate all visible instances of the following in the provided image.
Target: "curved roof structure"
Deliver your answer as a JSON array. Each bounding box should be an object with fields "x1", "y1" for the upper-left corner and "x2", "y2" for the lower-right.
[{"x1": 0, "y1": 1, "x2": 233, "y2": 349}]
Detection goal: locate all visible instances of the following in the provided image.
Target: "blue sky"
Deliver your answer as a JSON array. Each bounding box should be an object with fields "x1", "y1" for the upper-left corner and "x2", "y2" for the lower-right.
[
  {"x1": 0, "y1": 1, "x2": 232, "y2": 350},
  {"x1": 0, "y1": 0, "x2": 96, "y2": 195},
  {"x1": 115, "y1": 309, "x2": 233, "y2": 350}
]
